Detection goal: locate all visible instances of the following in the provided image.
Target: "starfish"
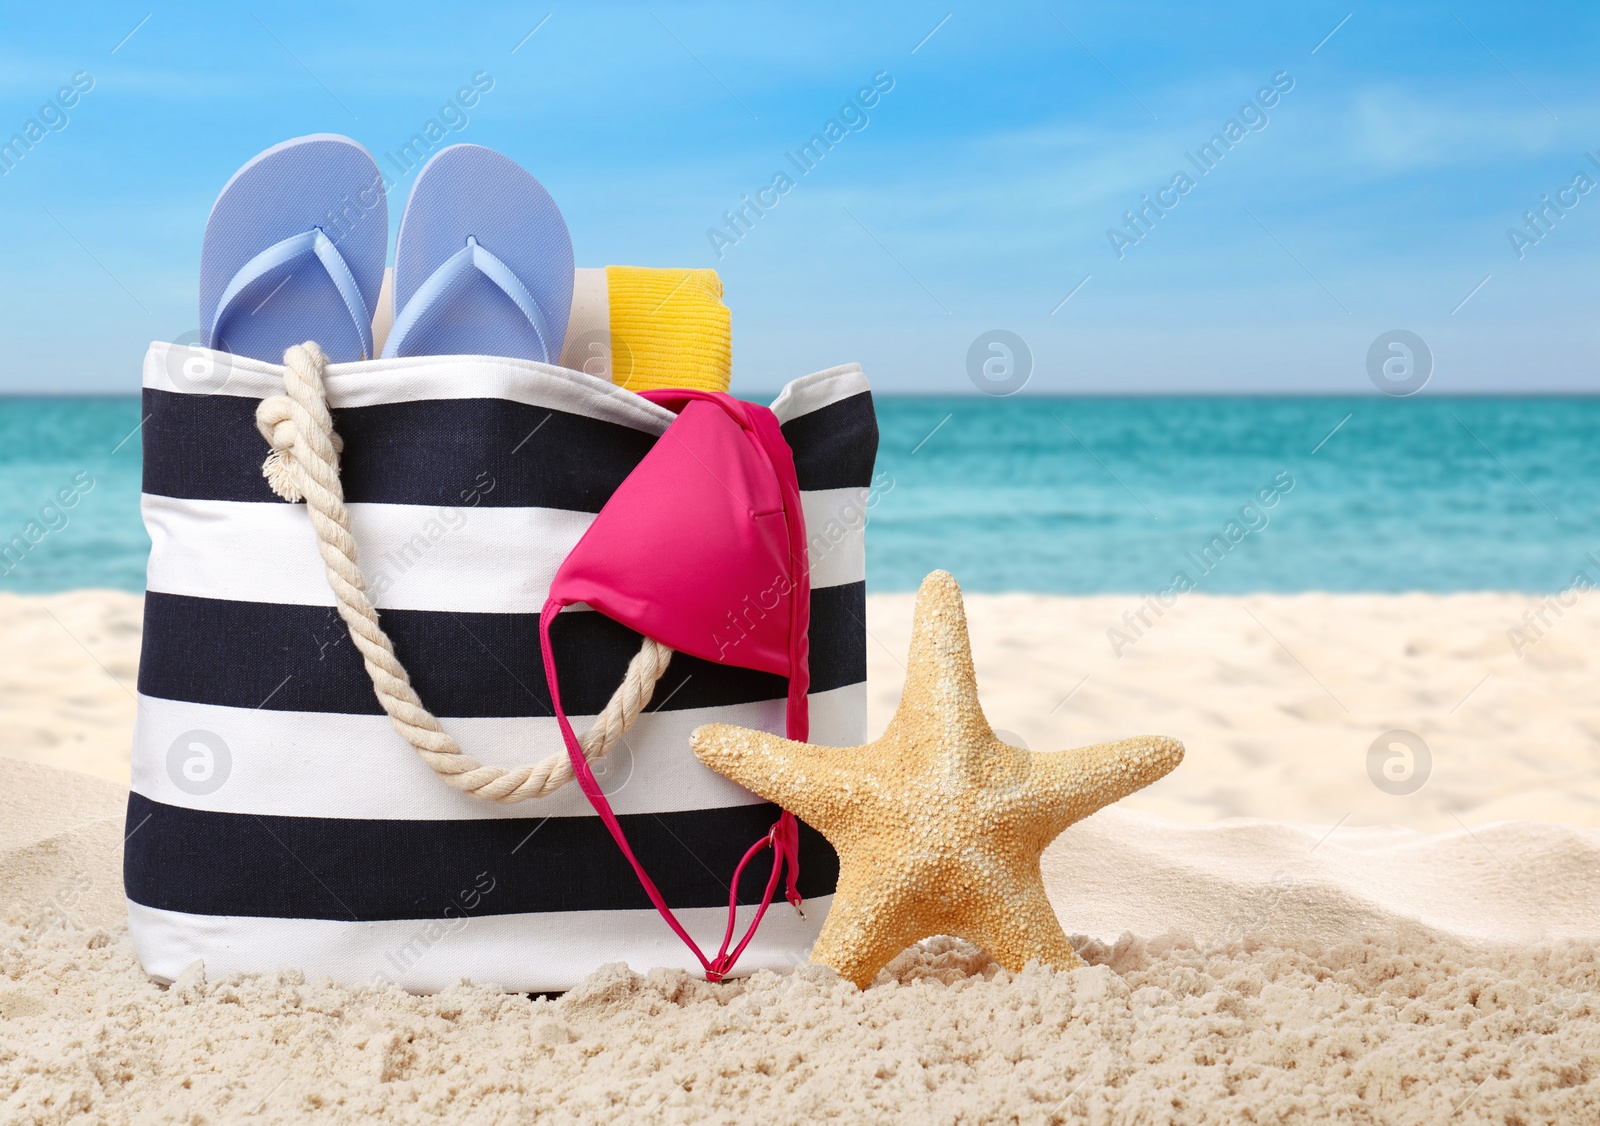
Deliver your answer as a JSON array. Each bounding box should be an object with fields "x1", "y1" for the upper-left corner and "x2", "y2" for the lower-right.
[{"x1": 691, "y1": 569, "x2": 1184, "y2": 988}]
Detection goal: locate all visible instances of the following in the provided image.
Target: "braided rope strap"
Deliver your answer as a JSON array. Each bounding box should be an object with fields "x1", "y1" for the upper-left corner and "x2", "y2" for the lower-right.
[{"x1": 254, "y1": 341, "x2": 672, "y2": 802}]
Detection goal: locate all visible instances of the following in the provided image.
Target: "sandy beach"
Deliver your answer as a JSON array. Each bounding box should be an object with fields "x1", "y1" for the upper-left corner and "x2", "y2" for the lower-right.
[{"x1": 3, "y1": 588, "x2": 1599, "y2": 1121}]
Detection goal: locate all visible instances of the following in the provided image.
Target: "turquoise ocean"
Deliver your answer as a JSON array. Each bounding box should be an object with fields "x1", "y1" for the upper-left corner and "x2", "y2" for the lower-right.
[{"x1": 1, "y1": 395, "x2": 1594, "y2": 596}]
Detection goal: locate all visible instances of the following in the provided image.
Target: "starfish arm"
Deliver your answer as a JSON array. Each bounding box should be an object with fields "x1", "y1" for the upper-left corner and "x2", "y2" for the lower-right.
[
  {"x1": 952, "y1": 872, "x2": 1084, "y2": 975},
  {"x1": 1025, "y1": 735, "x2": 1184, "y2": 840},
  {"x1": 690, "y1": 723, "x2": 864, "y2": 832},
  {"x1": 897, "y1": 571, "x2": 999, "y2": 772},
  {"x1": 809, "y1": 854, "x2": 932, "y2": 989}
]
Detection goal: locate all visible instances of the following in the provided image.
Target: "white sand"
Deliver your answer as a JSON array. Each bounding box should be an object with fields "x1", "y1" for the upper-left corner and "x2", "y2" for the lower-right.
[
  {"x1": 0, "y1": 593, "x2": 139, "y2": 787},
  {"x1": 4, "y1": 590, "x2": 1599, "y2": 1121},
  {"x1": 3, "y1": 757, "x2": 1598, "y2": 1123}
]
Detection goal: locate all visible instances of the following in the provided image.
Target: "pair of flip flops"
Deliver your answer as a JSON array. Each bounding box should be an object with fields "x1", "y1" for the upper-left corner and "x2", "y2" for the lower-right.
[{"x1": 200, "y1": 135, "x2": 574, "y2": 365}]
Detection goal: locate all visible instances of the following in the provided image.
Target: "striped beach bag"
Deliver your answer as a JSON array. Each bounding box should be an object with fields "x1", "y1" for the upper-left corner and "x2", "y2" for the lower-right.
[{"x1": 125, "y1": 341, "x2": 877, "y2": 993}]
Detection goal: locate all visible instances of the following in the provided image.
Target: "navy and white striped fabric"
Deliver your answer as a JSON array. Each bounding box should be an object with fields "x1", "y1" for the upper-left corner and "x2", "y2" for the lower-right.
[{"x1": 126, "y1": 345, "x2": 878, "y2": 993}]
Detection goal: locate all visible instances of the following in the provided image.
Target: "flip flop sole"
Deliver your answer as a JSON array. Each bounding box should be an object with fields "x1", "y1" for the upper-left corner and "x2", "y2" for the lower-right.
[
  {"x1": 200, "y1": 134, "x2": 387, "y2": 363},
  {"x1": 386, "y1": 144, "x2": 574, "y2": 362}
]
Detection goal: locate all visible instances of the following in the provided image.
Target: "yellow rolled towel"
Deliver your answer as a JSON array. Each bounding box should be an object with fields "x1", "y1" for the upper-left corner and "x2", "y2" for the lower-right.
[{"x1": 603, "y1": 266, "x2": 731, "y2": 394}]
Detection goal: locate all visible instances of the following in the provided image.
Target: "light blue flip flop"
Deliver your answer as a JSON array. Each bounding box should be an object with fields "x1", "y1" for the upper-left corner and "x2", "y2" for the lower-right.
[
  {"x1": 200, "y1": 134, "x2": 387, "y2": 363},
  {"x1": 382, "y1": 145, "x2": 574, "y2": 362}
]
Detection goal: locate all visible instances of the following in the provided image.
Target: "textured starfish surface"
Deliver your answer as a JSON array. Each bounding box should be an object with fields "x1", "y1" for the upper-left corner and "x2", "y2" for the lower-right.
[{"x1": 691, "y1": 570, "x2": 1184, "y2": 988}]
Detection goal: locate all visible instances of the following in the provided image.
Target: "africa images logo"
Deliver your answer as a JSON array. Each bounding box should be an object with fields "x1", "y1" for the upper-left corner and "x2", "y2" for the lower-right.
[
  {"x1": 1106, "y1": 70, "x2": 1295, "y2": 259},
  {"x1": 706, "y1": 71, "x2": 896, "y2": 258},
  {"x1": 0, "y1": 71, "x2": 93, "y2": 177}
]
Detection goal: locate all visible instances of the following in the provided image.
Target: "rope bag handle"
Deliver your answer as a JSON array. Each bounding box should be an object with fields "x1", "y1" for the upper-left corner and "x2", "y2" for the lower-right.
[{"x1": 253, "y1": 341, "x2": 669, "y2": 801}]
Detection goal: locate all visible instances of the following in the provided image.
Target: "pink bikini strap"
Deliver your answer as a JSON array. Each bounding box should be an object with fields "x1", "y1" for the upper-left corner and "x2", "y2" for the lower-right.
[{"x1": 540, "y1": 603, "x2": 804, "y2": 982}]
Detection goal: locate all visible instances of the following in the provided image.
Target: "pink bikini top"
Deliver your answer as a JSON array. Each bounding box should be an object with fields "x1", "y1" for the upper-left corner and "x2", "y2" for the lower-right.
[{"x1": 538, "y1": 389, "x2": 811, "y2": 981}]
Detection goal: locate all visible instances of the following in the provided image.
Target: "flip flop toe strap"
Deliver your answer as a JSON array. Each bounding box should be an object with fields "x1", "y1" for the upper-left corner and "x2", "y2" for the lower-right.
[
  {"x1": 383, "y1": 236, "x2": 555, "y2": 361},
  {"x1": 209, "y1": 228, "x2": 374, "y2": 359}
]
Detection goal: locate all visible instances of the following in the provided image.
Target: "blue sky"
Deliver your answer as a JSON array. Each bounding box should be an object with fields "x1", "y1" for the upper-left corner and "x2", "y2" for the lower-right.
[{"x1": 1, "y1": 0, "x2": 1597, "y2": 394}]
